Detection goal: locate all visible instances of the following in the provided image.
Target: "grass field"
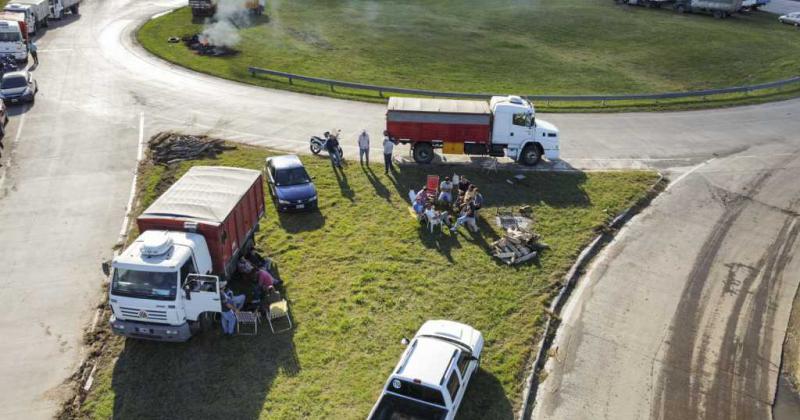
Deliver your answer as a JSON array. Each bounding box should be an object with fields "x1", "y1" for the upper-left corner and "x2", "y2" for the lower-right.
[
  {"x1": 137, "y1": 1, "x2": 800, "y2": 108},
  {"x1": 79, "y1": 142, "x2": 657, "y2": 419}
]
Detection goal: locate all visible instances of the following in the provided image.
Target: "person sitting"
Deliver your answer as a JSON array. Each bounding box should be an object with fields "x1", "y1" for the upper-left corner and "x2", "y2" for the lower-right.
[
  {"x1": 458, "y1": 176, "x2": 471, "y2": 196},
  {"x1": 472, "y1": 187, "x2": 484, "y2": 210},
  {"x1": 222, "y1": 283, "x2": 246, "y2": 310},
  {"x1": 438, "y1": 176, "x2": 454, "y2": 204},
  {"x1": 220, "y1": 282, "x2": 240, "y2": 336},
  {"x1": 451, "y1": 200, "x2": 478, "y2": 233},
  {"x1": 412, "y1": 187, "x2": 427, "y2": 217}
]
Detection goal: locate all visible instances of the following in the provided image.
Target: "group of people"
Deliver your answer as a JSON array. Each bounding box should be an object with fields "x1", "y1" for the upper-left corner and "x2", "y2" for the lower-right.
[
  {"x1": 220, "y1": 250, "x2": 284, "y2": 336},
  {"x1": 325, "y1": 129, "x2": 398, "y2": 174},
  {"x1": 411, "y1": 175, "x2": 484, "y2": 234}
]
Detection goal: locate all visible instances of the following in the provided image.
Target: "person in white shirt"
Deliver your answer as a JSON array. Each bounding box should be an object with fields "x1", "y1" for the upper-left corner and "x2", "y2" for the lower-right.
[
  {"x1": 438, "y1": 176, "x2": 454, "y2": 204},
  {"x1": 357, "y1": 129, "x2": 370, "y2": 165},
  {"x1": 382, "y1": 131, "x2": 396, "y2": 174}
]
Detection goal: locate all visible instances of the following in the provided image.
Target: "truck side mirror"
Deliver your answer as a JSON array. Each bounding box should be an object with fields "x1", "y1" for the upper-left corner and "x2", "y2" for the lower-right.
[
  {"x1": 184, "y1": 285, "x2": 192, "y2": 300},
  {"x1": 101, "y1": 260, "x2": 111, "y2": 277}
]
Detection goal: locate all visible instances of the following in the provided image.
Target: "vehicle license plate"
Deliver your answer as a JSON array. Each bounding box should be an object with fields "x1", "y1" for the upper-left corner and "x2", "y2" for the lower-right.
[
  {"x1": 137, "y1": 327, "x2": 151, "y2": 334},
  {"x1": 10, "y1": 99, "x2": 17, "y2": 103},
  {"x1": 296, "y1": 204, "x2": 305, "y2": 209}
]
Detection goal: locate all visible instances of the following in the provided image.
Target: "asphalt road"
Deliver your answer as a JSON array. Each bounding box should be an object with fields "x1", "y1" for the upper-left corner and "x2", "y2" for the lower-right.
[
  {"x1": 0, "y1": 0, "x2": 798, "y2": 418},
  {"x1": 764, "y1": 0, "x2": 800, "y2": 15}
]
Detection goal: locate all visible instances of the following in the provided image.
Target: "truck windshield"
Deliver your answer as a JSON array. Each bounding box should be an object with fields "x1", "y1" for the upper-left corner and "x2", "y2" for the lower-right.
[
  {"x1": 112, "y1": 268, "x2": 178, "y2": 300},
  {"x1": 275, "y1": 167, "x2": 311, "y2": 186},
  {"x1": 387, "y1": 380, "x2": 446, "y2": 407},
  {"x1": 0, "y1": 32, "x2": 21, "y2": 42}
]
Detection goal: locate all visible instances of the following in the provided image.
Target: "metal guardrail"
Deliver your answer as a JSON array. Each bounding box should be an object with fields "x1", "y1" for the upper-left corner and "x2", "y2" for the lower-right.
[{"x1": 248, "y1": 66, "x2": 800, "y2": 104}]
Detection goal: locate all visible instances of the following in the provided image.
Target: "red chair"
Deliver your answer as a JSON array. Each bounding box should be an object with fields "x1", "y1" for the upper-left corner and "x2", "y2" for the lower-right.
[{"x1": 426, "y1": 175, "x2": 440, "y2": 199}]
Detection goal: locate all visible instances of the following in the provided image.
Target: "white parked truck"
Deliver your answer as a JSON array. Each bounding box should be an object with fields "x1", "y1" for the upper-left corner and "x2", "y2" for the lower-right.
[
  {"x1": 367, "y1": 320, "x2": 484, "y2": 420},
  {"x1": 0, "y1": 20, "x2": 27, "y2": 61},
  {"x1": 4, "y1": 0, "x2": 49, "y2": 35},
  {"x1": 48, "y1": 0, "x2": 80, "y2": 20},
  {"x1": 386, "y1": 96, "x2": 560, "y2": 166},
  {"x1": 105, "y1": 166, "x2": 266, "y2": 341}
]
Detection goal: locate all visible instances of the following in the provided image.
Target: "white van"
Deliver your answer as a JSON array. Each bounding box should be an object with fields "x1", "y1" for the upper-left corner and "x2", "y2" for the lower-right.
[{"x1": 0, "y1": 20, "x2": 27, "y2": 61}]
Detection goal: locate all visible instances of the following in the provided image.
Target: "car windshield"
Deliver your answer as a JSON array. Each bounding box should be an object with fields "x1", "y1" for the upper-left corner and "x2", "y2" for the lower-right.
[
  {"x1": 111, "y1": 268, "x2": 177, "y2": 300},
  {"x1": 275, "y1": 167, "x2": 311, "y2": 186},
  {"x1": 0, "y1": 32, "x2": 21, "y2": 42},
  {"x1": 1, "y1": 76, "x2": 26, "y2": 89}
]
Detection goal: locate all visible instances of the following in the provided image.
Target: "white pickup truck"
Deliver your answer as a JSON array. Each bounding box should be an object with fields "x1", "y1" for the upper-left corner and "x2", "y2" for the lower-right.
[{"x1": 368, "y1": 320, "x2": 484, "y2": 420}]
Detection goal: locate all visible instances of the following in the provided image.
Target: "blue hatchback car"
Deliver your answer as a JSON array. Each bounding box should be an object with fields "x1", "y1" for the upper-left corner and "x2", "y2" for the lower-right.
[{"x1": 265, "y1": 155, "x2": 318, "y2": 212}]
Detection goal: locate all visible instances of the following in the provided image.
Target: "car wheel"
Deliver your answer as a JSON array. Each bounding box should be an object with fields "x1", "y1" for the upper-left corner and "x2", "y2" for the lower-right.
[
  {"x1": 412, "y1": 143, "x2": 434, "y2": 164},
  {"x1": 520, "y1": 143, "x2": 542, "y2": 166}
]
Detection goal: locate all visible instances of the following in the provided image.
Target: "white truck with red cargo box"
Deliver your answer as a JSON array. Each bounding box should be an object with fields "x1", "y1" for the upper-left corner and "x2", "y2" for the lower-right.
[
  {"x1": 4, "y1": 0, "x2": 50, "y2": 35},
  {"x1": 386, "y1": 96, "x2": 560, "y2": 166},
  {"x1": 105, "y1": 166, "x2": 266, "y2": 341},
  {"x1": 368, "y1": 320, "x2": 484, "y2": 420}
]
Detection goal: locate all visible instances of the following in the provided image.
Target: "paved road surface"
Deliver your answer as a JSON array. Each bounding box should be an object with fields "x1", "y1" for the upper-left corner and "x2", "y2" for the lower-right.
[
  {"x1": 764, "y1": 0, "x2": 800, "y2": 15},
  {"x1": 0, "y1": 0, "x2": 798, "y2": 418}
]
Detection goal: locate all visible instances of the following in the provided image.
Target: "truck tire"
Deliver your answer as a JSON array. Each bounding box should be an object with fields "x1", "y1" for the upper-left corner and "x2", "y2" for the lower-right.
[
  {"x1": 413, "y1": 143, "x2": 434, "y2": 164},
  {"x1": 676, "y1": 4, "x2": 686, "y2": 13},
  {"x1": 43, "y1": 18, "x2": 49, "y2": 28},
  {"x1": 520, "y1": 144, "x2": 542, "y2": 166},
  {"x1": 70, "y1": 4, "x2": 80, "y2": 14},
  {"x1": 713, "y1": 10, "x2": 723, "y2": 18}
]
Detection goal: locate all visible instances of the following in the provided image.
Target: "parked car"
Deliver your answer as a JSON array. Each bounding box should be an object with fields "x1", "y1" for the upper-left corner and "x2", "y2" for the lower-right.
[
  {"x1": 0, "y1": 99, "x2": 7, "y2": 126},
  {"x1": 368, "y1": 320, "x2": 484, "y2": 420},
  {"x1": 779, "y1": 12, "x2": 800, "y2": 26},
  {"x1": 264, "y1": 155, "x2": 317, "y2": 212},
  {"x1": 0, "y1": 70, "x2": 36, "y2": 104}
]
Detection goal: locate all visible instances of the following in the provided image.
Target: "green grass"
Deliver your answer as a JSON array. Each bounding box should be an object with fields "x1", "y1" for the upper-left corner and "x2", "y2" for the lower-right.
[
  {"x1": 137, "y1": 1, "x2": 800, "y2": 110},
  {"x1": 80, "y1": 141, "x2": 658, "y2": 419}
]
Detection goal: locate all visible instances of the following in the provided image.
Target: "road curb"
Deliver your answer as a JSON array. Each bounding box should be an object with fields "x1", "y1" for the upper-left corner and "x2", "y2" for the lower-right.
[{"x1": 517, "y1": 174, "x2": 666, "y2": 420}]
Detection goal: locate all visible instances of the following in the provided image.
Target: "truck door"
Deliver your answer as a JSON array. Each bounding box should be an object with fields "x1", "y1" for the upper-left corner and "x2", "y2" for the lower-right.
[{"x1": 182, "y1": 274, "x2": 222, "y2": 321}]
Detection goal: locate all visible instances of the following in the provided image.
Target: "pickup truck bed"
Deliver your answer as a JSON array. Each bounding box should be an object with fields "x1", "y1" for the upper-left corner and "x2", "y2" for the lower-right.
[{"x1": 369, "y1": 393, "x2": 447, "y2": 420}]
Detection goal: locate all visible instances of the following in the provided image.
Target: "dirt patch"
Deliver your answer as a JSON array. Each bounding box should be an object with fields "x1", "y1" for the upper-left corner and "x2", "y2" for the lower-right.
[{"x1": 286, "y1": 27, "x2": 333, "y2": 50}]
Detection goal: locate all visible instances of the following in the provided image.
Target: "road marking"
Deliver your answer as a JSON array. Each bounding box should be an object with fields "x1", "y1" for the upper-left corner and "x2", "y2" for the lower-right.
[
  {"x1": 13, "y1": 106, "x2": 27, "y2": 143},
  {"x1": 38, "y1": 48, "x2": 74, "y2": 53},
  {"x1": 666, "y1": 158, "x2": 715, "y2": 192},
  {"x1": 117, "y1": 112, "x2": 145, "y2": 243}
]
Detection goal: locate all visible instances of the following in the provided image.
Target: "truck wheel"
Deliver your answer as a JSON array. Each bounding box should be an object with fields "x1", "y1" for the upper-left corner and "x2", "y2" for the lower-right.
[
  {"x1": 520, "y1": 144, "x2": 542, "y2": 166},
  {"x1": 413, "y1": 143, "x2": 434, "y2": 164},
  {"x1": 70, "y1": 4, "x2": 80, "y2": 14},
  {"x1": 713, "y1": 10, "x2": 723, "y2": 18},
  {"x1": 676, "y1": 4, "x2": 686, "y2": 13},
  {"x1": 43, "y1": 18, "x2": 49, "y2": 28}
]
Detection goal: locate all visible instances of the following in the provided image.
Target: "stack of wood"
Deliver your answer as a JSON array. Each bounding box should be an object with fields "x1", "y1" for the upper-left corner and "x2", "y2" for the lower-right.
[
  {"x1": 148, "y1": 132, "x2": 235, "y2": 165},
  {"x1": 491, "y1": 227, "x2": 547, "y2": 265}
]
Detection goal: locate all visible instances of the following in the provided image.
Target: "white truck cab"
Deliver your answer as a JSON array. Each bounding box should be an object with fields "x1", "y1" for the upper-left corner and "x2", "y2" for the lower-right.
[
  {"x1": 108, "y1": 230, "x2": 222, "y2": 341},
  {"x1": 368, "y1": 320, "x2": 484, "y2": 420},
  {"x1": 489, "y1": 95, "x2": 560, "y2": 164},
  {"x1": 0, "y1": 20, "x2": 26, "y2": 60}
]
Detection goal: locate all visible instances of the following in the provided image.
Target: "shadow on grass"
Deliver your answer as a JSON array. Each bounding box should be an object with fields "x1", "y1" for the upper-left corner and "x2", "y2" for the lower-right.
[
  {"x1": 362, "y1": 164, "x2": 392, "y2": 203},
  {"x1": 276, "y1": 208, "x2": 325, "y2": 233},
  {"x1": 417, "y1": 221, "x2": 462, "y2": 263},
  {"x1": 458, "y1": 368, "x2": 515, "y2": 420},
  {"x1": 110, "y1": 319, "x2": 299, "y2": 419},
  {"x1": 388, "y1": 164, "x2": 591, "y2": 209},
  {"x1": 333, "y1": 162, "x2": 355, "y2": 202}
]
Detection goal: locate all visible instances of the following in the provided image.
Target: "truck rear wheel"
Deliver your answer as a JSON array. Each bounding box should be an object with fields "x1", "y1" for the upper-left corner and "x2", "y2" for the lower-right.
[
  {"x1": 413, "y1": 143, "x2": 434, "y2": 164},
  {"x1": 676, "y1": 4, "x2": 686, "y2": 13},
  {"x1": 70, "y1": 4, "x2": 80, "y2": 14},
  {"x1": 520, "y1": 144, "x2": 542, "y2": 166}
]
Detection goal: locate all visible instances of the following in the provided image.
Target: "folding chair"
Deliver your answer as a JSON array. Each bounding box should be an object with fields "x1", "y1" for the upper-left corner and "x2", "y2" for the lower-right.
[
  {"x1": 267, "y1": 299, "x2": 293, "y2": 333},
  {"x1": 235, "y1": 311, "x2": 260, "y2": 335}
]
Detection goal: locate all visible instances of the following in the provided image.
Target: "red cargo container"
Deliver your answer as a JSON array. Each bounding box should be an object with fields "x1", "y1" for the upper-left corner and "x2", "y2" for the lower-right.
[
  {"x1": 137, "y1": 166, "x2": 265, "y2": 278},
  {"x1": 386, "y1": 97, "x2": 492, "y2": 144}
]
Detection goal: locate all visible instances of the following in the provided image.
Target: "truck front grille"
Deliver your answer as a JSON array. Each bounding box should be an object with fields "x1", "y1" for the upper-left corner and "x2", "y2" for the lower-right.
[{"x1": 120, "y1": 307, "x2": 168, "y2": 321}]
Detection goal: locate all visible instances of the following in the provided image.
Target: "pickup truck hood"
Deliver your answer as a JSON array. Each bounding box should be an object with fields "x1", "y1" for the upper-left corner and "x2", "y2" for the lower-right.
[
  {"x1": 416, "y1": 320, "x2": 483, "y2": 356},
  {"x1": 536, "y1": 119, "x2": 558, "y2": 134}
]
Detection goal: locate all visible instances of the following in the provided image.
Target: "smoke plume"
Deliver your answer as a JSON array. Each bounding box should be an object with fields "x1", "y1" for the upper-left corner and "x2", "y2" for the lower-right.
[{"x1": 201, "y1": 0, "x2": 254, "y2": 47}]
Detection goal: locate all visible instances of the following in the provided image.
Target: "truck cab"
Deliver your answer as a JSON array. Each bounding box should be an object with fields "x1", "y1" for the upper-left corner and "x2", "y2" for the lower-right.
[
  {"x1": 0, "y1": 20, "x2": 27, "y2": 61},
  {"x1": 368, "y1": 320, "x2": 484, "y2": 420},
  {"x1": 489, "y1": 96, "x2": 560, "y2": 165},
  {"x1": 108, "y1": 230, "x2": 222, "y2": 341}
]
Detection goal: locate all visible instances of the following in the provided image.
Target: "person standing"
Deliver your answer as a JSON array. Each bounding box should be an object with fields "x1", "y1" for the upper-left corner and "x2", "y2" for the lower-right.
[
  {"x1": 382, "y1": 131, "x2": 396, "y2": 174},
  {"x1": 358, "y1": 129, "x2": 370, "y2": 165},
  {"x1": 28, "y1": 40, "x2": 38, "y2": 65},
  {"x1": 326, "y1": 130, "x2": 342, "y2": 168}
]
